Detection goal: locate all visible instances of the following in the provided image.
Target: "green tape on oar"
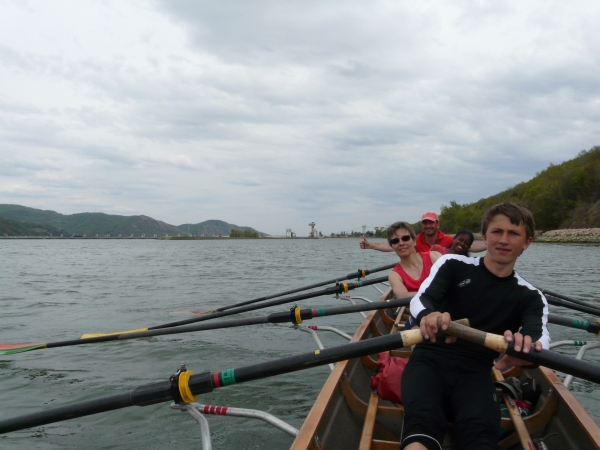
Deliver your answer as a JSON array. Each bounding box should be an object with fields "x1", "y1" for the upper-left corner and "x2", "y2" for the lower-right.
[
  {"x1": 220, "y1": 370, "x2": 236, "y2": 386},
  {"x1": 0, "y1": 343, "x2": 47, "y2": 355},
  {"x1": 571, "y1": 318, "x2": 589, "y2": 330}
]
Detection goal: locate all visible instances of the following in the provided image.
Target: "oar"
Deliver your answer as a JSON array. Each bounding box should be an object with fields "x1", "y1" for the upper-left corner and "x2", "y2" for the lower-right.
[
  {"x1": 0, "y1": 325, "x2": 427, "y2": 434},
  {"x1": 548, "y1": 313, "x2": 600, "y2": 336},
  {"x1": 5, "y1": 321, "x2": 600, "y2": 434},
  {"x1": 0, "y1": 277, "x2": 390, "y2": 355},
  {"x1": 545, "y1": 294, "x2": 600, "y2": 317},
  {"x1": 0, "y1": 295, "x2": 413, "y2": 355},
  {"x1": 442, "y1": 321, "x2": 600, "y2": 383},
  {"x1": 542, "y1": 289, "x2": 599, "y2": 310},
  {"x1": 193, "y1": 263, "x2": 397, "y2": 315},
  {"x1": 80, "y1": 276, "x2": 390, "y2": 337}
]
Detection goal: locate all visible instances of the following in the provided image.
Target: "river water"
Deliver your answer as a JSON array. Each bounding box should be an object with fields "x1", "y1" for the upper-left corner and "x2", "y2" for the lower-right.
[{"x1": 0, "y1": 239, "x2": 599, "y2": 449}]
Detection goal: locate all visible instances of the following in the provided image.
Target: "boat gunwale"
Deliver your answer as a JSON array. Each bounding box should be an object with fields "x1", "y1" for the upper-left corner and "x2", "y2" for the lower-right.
[
  {"x1": 290, "y1": 309, "x2": 379, "y2": 449},
  {"x1": 538, "y1": 366, "x2": 600, "y2": 448}
]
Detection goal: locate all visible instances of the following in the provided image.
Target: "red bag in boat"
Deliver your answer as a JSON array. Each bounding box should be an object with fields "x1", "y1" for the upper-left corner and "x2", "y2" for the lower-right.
[{"x1": 370, "y1": 352, "x2": 408, "y2": 404}]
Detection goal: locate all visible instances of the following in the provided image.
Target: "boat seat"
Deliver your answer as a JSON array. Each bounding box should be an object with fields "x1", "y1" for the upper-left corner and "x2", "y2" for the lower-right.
[{"x1": 358, "y1": 391, "x2": 401, "y2": 450}]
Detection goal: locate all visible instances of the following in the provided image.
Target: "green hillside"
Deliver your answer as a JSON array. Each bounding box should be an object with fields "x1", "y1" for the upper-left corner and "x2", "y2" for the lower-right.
[
  {"x1": 0, "y1": 205, "x2": 184, "y2": 236},
  {"x1": 176, "y1": 220, "x2": 265, "y2": 237},
  {"x1": 439, "y1": 146, "x2": 600, "y2": 232},
  {"x1": 0, "y1": 205, "x2": 266, "y2": 237},
  {"x1": 0, "y1": 216, "x2": 64, "y2": 237}
]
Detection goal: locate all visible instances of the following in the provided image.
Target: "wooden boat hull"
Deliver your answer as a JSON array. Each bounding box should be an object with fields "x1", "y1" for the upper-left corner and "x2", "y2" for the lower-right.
[{"x1": 290, "y1": 305, "x2": 600, "y2": 450}]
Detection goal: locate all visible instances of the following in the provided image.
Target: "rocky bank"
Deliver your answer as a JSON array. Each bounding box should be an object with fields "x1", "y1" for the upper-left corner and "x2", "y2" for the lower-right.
[
  {"x1": 535, "y1": 228, "x2": 600, "y2": 243},
  {"x1": 472, "y1": 228, "x2": 600, "y2": 243}
]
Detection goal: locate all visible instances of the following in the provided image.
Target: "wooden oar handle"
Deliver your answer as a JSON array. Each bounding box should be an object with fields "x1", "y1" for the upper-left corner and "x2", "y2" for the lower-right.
[
  {"x1": 432, "y1": 317, "x2": 471, "y2": 337},
  {"x1": 400, "y1": 318, "x2": 471, "y2": 347},
  {"x1": 442, "y1": 320, "x2": 508, "y2": 352}
]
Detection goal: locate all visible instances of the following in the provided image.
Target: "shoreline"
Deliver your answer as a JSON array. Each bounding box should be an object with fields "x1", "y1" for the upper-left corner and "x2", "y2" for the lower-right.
[
  {"x1": 473, "y1": 228, "x2": 600, "y2": 244},
  {"x1": 2, "y1": 228, "x2": 600, "y2": 243}
]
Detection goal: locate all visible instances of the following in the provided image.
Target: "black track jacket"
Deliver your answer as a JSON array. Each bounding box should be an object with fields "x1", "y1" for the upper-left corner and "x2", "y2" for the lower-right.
[{"x1": 410, "y1": 255, "x2": 550, "y2": 366}]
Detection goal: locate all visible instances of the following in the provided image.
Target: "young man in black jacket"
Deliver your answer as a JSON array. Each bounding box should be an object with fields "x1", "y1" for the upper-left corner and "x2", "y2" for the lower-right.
[{"x1": 401, "y1": 202, "x2": 549, "y2": 450}]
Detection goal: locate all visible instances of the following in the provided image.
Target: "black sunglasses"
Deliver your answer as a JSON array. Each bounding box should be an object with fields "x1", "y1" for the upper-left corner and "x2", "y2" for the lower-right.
[{"x1": 389, "y1": 235, "x2": 411, "y2": 245}]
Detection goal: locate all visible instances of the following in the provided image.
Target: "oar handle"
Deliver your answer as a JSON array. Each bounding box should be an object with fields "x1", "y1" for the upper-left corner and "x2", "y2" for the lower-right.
[{"x1": 444, "y1": 321, "x2": 508, "y2": 352}]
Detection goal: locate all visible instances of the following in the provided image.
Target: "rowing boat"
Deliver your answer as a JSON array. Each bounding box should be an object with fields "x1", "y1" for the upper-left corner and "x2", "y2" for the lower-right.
[
  {"x1": 290, "y1": 289, "x2": 600, "y2": 450},
  {"x1": 2, "y1": 280, "x2": 600, "y2": 449}
]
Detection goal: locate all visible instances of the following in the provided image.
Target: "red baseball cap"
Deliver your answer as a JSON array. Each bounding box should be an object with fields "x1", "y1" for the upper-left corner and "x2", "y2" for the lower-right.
[{"x1": 421, "y1": 211, "x2": 439, "y2": 222}]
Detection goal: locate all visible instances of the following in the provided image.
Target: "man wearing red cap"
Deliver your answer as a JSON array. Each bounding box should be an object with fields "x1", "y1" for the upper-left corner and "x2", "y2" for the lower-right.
[
  {"x1": 360, "y1": 211, "x2": 486, "y2": 253},
  {"x1": 414, "y1": 211, "x2": 454, "y2": 252}
]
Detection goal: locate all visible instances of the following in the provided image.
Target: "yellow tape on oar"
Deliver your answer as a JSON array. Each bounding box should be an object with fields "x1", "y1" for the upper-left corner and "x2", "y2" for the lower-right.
[
  {"x1": 341, "y1": 282, "x2": 349, "y2": 293},
  {"x1": 80, "y1": 328, "x2": 149, "y2": 339},
  {"x1": 179, "y1": 370, "x2": 198, "y2": 403},
  {"x1": 294, "y1": 307, "x2": 303, "y2": 324},
  {"x1": 596, "y1": 318, "x2": 600, "y2": 337}
]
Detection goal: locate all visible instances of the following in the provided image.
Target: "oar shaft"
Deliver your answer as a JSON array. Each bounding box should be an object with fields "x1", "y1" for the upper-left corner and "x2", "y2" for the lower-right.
[
  {"x1": 546, "y1": 294, "x2": 600, "y2": 316},
  {"x1": 13, "y1": 295, "x2": 412, "y2": 351},
  {"x1": 119, "y1": 297, "x2": 413, "y2": 341},
  {"x1": 505, "y1": 344, "x2": 600, "y2": 384},
  {"x1": 213, "y1": 263, "x2": 397, "y2": 312},
  {"x1": 542, "y1": 289, "x2": 599, "y2": 309},
  {"x1": 443, "y1": 321, "x2": 600, "y2": 384},
  {"x1": 0, "y1": 392, "x2": 134, "y2": 434},
  {"x1": 118, "y1": 316, "x2": 270, "y2": 340},
  {"x1": 148, "y1": 276, "x2": 389, "y2": 330},
  {"x1": 0, "y1": 329, "x2": 420, "y2": 434},
  {"x1": 548, "y1": 313, "x2": 600, "y2": 335}
]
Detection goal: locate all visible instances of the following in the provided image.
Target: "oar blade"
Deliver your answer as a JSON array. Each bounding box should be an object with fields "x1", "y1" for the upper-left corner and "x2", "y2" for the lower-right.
[
  {"x1": 80, "y1": 328, "x2": 149, "y2": 339},
  {"x1": 0, "y1": 343, "x2": 47, "y2": 355}
]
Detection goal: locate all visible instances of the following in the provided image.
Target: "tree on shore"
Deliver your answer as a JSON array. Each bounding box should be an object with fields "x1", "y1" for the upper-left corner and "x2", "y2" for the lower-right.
[
  {"x1": 439, "y1": 146, "x2": 600, "y2": 232},
  {"x1": 230, "y1": 229, "x2": 259, "y2": 238}
]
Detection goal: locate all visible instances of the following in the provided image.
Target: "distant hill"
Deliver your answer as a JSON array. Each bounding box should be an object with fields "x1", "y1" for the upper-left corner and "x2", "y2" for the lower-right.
[
  {"x1": 0, "y1": 205, "x2": 265, "y2": 237},
  {"x1": 0, "y1": 216, "x2": 64, "y2": 237},
  {"x1": 439, "y1": 146, "x2": 600, "y2": 232},
  {"x1": 176, "y1": 220, "x2": 266, "y2": 237}
]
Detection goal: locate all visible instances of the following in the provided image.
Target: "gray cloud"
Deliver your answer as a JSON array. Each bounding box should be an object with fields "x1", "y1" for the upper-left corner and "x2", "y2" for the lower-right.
[{"x1": 0, "y1": 1, "x2": 599, "y2": 234}]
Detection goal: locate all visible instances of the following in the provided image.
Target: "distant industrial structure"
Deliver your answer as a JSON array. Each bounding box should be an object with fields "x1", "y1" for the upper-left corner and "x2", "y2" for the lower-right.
[
  {"x1": 286, "y1": 229, "x2": 296, "y2": 238},
  {"x1": 308, "y1": 222, "x2": 321, "y2": 238}
]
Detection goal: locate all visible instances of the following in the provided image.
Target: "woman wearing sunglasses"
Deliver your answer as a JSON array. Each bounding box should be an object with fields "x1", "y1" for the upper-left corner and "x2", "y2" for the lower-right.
[{"x1": 387, "y1": 221, "x2": 442, "y2": 299}]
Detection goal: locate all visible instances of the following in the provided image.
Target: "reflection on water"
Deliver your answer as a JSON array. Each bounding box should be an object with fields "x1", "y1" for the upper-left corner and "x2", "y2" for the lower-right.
[{"x1": 0, "y1": 239, "x2": 599, "y2": 449}]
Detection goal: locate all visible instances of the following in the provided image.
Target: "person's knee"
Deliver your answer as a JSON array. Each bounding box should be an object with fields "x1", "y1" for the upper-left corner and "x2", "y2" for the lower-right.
[
  {"x1": 401, "y1": 434, "x2": 442, "y2": 450},
  {"x1": 453, "y1": 415, "x2": 499, "y2": 449}
]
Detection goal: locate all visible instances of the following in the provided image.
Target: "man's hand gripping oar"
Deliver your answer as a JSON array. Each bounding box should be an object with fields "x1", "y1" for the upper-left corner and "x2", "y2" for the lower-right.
[{"x1": 420, "y1": 312, "x2": 543, "y2": 369}]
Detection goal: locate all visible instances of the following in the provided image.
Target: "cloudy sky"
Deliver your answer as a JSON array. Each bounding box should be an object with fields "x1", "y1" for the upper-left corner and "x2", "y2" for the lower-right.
[{"x1": 1, "y1": 1, "x2": 599, "y2": 235}]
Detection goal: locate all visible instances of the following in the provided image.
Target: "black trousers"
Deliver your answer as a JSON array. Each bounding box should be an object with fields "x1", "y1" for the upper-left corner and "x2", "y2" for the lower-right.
[{"x1": 400, "y1": 350, "x2": 500, "y2": 450}]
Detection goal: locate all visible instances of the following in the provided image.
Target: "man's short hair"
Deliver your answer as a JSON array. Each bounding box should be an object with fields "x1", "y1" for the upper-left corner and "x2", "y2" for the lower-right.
[
  {"x1": 387, "y1": 221, "x2": 416, "y2": 244},
  {"x1": 481, "y1": 202, "x2": 535, "y2": 240}
]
